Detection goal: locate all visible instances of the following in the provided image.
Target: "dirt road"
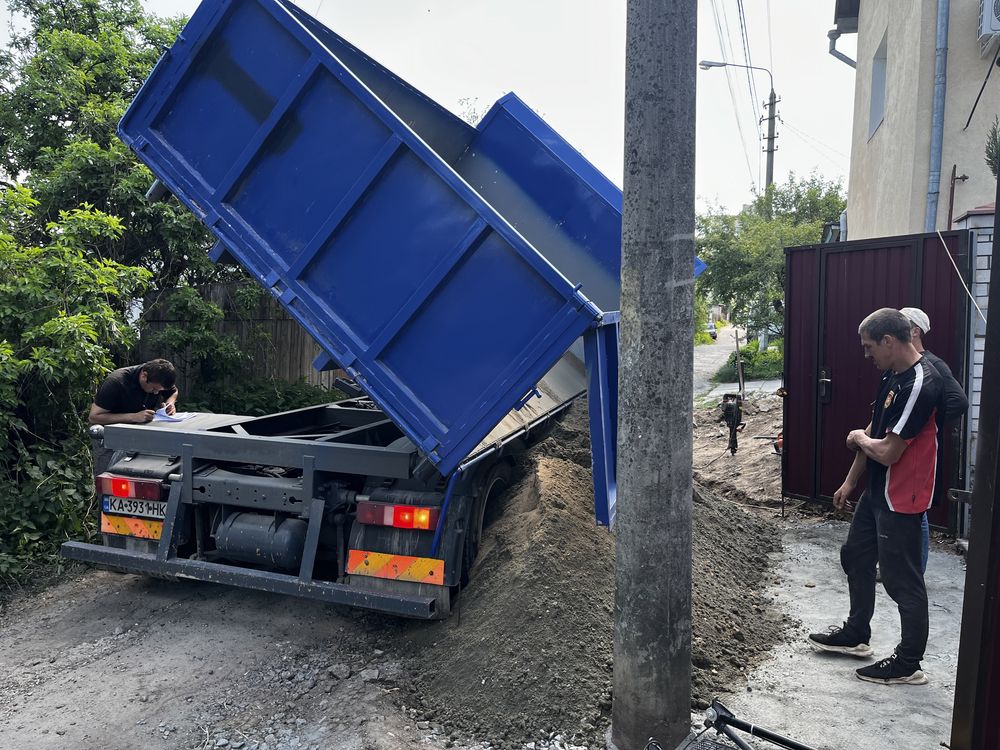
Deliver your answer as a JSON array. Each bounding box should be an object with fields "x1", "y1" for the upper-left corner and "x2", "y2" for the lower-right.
[
  {"x1": 0, "y1": 384, "x2": 962, "y2": 750},
  {"x1": 0, "y1": 569, "x2": 423, "y2": 750},
  {"x1": 0, "y1": 404, "x2": 785, "y2": 750}
]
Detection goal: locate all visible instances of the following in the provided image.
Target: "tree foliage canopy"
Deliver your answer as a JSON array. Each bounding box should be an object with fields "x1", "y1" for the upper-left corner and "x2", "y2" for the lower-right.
[
  {"x1": 696, "y1": 174, "x2": 846, "y2": 337},
  {"x1": 0, "y1": 0, "x2": 233, "y2": 289}
]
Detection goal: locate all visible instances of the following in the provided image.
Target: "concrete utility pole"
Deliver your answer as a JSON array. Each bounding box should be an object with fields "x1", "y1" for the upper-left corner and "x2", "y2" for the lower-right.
[
  {"x1": 698, "y1": 61, "x2": 778, "y2": 188},
  {"x1": 764, "y1": 87, "x2": 777, "y2": 188},
  {"x1": 613, "y1": 0, "x2": 696, "y2": 748}
]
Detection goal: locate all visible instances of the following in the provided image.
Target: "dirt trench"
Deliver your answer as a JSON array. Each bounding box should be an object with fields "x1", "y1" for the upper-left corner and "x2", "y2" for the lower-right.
[{"x1": 0, "y1": 398, "x2": 788, "y2": 750}]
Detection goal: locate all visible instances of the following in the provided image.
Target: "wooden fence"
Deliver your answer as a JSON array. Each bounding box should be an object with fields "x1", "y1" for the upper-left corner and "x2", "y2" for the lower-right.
[{"x1": 136, "y1": 283, "x2": 343, "y2": 398}]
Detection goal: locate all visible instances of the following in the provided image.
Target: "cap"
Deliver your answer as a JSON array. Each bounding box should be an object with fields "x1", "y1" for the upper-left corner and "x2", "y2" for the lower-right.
[{"x1": 900, "y1": 307, "x2": 930, "y2": 335}]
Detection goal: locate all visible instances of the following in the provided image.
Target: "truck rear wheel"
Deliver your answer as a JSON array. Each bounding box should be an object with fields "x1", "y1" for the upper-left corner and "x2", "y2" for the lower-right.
[{"x1": 461, "y1": 462, "x2": 511, "y2": 587}]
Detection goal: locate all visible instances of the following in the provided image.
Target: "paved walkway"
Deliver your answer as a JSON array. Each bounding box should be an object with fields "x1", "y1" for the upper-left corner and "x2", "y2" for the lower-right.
[
  {"x1": 703, "y1": 378, "x2": 783, "y2": 399},
  {"x1": 693, "y1": 326, "x2": 782, "y2": 399},
  {"x1": 692, "y1": 325, "x2": 742, "y2": 394},
  {"x1": 725, "y1": 519, "x2": 963, "y2": 750}
]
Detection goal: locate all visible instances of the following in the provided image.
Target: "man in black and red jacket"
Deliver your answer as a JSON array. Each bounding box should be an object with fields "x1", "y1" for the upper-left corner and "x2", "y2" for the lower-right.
[{"x1": 808, "y1": 308, "x2": 942, "y2": 686}]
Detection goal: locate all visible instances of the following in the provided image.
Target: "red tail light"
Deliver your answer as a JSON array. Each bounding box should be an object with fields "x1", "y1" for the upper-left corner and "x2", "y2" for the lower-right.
[
  {"x1": 356, "y1": 501, "x2": 438, "y2": 530},
  {"x1": 96, "y1": 473, "x2": 162, "y2": 501}
]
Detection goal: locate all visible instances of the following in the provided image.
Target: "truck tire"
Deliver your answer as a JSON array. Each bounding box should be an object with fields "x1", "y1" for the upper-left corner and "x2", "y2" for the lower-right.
[{"x1": 461, "y1": 461, "x2": 512, "y2": 587}]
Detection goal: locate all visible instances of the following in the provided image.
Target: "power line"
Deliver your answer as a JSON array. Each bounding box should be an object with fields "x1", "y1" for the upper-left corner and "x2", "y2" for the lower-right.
[
  {"x1": 718, "y1": 1, "x2": 761, "y2": 134},
  {"x1": 710, "y1": 0, "x2": 757, "y2": 190},
  {"x1": 736, "y1": 0, "x2": 762, "y2": 121},
  {"x1": 777, "y1": 119, "x2": 849, "y2": 174},
  {"x1": 733, "y1": 0, "x2": 764, "y2": 187},
  {"x1": 781, "y1": 129, "x2": 845, "y2": 172},
  {"x1": 718, "y1": 0, "x2": 762, "y2": 188},
  {"x1": 779, "y1": 117, "x2": 850, "y2": 160},
  {"x1": 710, "y1": 0, "x2": 756, "y2": 186},
  {"x1": 766, "y1": 0, "x2": 774, "y2": 71}
]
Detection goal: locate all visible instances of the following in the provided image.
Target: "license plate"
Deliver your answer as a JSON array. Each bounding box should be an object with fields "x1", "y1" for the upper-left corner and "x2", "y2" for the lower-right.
[{"x1": 102, "y1": 496, "x2": 166, "y2": 520}]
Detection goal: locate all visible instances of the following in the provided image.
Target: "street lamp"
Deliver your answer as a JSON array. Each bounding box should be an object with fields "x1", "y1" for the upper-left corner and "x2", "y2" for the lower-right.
[{"x1": 698, "y1": 60, "x2": 778, "y2": 188}]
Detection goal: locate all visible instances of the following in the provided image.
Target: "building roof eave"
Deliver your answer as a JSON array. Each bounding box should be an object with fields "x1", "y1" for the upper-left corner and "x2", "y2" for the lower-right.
[{"x1": 834, "y1": 0, "x2": 860, "y2": 34}]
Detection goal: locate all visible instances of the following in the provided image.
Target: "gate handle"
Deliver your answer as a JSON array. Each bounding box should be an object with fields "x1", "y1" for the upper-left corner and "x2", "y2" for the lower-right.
[{"x1": 818, "y1": 367, "x2": 832, "y2": 404}]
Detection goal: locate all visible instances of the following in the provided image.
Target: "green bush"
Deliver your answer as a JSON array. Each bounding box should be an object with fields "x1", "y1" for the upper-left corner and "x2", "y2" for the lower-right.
[
  {"x1": 713, "y1": 338, "x2": 784, "y2": 382},
  {"x1": 185, "y1": 378, "x2": 345, "y2": 417},
  {"x1": 694, "y1": 331, "x2": 715, "y2": 345},
  {"x1": 0, "y1": 189, "x2": 150, "y2": 581}
]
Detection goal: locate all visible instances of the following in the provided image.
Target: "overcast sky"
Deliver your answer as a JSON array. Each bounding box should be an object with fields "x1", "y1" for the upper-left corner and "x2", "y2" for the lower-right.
[{"x1": 2, "y1": 0, "x2": 857, "y2": 214}]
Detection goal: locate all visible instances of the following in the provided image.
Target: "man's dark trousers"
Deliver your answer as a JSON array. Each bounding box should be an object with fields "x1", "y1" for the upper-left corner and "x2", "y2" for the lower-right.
[{"x1": 840, "y1": 490, "x2": 928, "y2": 666}]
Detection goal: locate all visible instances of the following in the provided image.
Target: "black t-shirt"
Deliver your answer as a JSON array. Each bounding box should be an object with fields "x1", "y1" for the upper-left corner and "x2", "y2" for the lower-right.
[
  {"x1": 921, "y1": 349, "x2": 969, "y2": 425},
  {"x1": 867, "y1": 358, "x2": 941, "y2": 514},
  {"x1": 93, "y1": 365, "x2": 176, "y2": 414}
]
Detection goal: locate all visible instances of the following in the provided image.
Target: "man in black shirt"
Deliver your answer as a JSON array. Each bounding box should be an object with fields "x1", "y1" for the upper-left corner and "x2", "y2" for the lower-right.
[
  {"x1": 899, "y1": 307, "x2": 969, "y2": 572},
  {"x1": 899, "y1": 307, "x2": 968, "y2": 424},
  {"x1": 88, "y1": 359, "x2": 178, "y2": 426}
]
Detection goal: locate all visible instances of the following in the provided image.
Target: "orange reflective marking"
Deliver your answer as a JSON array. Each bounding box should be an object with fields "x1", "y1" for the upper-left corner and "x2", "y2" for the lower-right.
[
  {"x1": 100, "y1": 513, "x2": 163, "y2": 540},
  {"x1": 347, "y1": 550, "x2": 444, "y2": 584}
]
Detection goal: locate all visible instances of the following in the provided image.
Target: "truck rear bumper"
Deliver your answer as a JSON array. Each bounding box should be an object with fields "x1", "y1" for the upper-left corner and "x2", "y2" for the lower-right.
[{"x1": 60, "y1": 541, "x2": 438, "y2": 619}]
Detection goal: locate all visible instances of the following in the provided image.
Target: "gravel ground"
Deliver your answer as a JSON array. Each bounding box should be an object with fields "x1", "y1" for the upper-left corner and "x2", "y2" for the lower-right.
[{"x1": 0, "y1": 396, "x2": 789, "y2": 750}]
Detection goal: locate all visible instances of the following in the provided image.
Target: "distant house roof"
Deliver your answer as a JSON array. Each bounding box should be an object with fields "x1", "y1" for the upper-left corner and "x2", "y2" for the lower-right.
[
  {"x1": 954, "y1": 202, "x2": 997, "y2": 223},
  {"x1": 834, "y1": 0, "x2": 860, "y2": 33}
]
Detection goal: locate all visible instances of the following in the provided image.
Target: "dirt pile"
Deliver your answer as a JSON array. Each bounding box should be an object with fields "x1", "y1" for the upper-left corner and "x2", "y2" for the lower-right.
[
  {"x1": 392, "y1": 403, "x2": 788, "y2": 749},
  {"x1": 694, "y1": 393, "x2": 785, "y2": 509}
]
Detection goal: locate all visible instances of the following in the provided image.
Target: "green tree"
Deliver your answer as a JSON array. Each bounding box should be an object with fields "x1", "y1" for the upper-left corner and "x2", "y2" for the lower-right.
[
  {"x1": 147, "y1": 286, "x2": 252, "y2": 397},
  {"x1": 0, "y1": 187, "x2": 150, "y2": 579},
  {"x1": 693, "y1": 291, "x2": 711, "y2": 344},
  {"x1": 0, "y1": 0, "x2": 234, "y2": 289},
  {"x1": 697, "y1": 173, "x2": 845, "y2": 337},
  {"x1": 0, "y1": 0, "x2": 275, "y2": 424}
]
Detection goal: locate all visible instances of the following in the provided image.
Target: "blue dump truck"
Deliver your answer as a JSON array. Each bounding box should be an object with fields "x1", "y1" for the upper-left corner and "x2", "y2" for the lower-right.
[{"x1": 61, "y1": 0, "x2": 623, "y2": 618}]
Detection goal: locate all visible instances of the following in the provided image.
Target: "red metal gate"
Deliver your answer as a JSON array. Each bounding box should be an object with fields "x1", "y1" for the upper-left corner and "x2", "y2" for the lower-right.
[{"x1": 782, "y1": 230, "x2": 971, "y2": 529}]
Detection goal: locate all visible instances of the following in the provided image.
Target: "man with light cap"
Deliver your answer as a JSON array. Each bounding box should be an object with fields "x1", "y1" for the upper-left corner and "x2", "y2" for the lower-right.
[{"x1": 898, "y1": 307, "x2": 969, "y2": 572}]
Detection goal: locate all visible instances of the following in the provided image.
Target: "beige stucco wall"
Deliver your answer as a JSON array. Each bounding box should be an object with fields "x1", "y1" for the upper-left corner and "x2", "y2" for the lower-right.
[
  {"x1": 939, "y1": 1, "x2": 999, "y2": 227},
  {"x1": 847, "y1": 0, "x2": 937, "y2": 239},
  {"x1": 846, "y1": 0, "x2": 998, "y2": 239}
]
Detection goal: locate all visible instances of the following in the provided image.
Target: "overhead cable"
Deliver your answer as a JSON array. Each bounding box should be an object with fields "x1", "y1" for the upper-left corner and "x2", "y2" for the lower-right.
[
  {"x1": 734, "y1": 0, "x2": 764, "y2": 184},
  {"x1": 766, "y1": 0, "x2": 774, "y2": 71},
  {"x1": 779, "y1": 117, "x2": 850, "y2": 160},
  {"x1": 710, "y1": 0, "x2": 757, "y2": 189},
  {"x1": 937, "y1": 231, "x2": 987, "y2": 325}
]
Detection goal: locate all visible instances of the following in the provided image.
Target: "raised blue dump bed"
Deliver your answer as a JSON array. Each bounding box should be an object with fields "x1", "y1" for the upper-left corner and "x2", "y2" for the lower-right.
[{"x1": 119, "y1": 0, "x2": 622, "y2": 481}]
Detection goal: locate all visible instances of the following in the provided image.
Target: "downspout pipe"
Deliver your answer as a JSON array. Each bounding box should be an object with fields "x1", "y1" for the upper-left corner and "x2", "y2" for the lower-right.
[
  {"x1": 924, "y1": 0, "x2": 950, "y2": 232},
  {"x1": 828, "y1": 30, "x2": 857, "y2": 69}
]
